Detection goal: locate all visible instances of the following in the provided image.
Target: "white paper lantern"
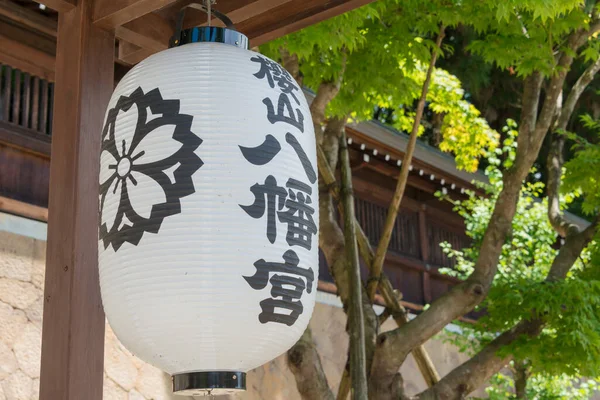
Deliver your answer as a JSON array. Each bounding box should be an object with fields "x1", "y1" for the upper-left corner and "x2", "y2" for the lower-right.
[{"x1": 98, "y1": 25, "x2": 319, "y2": 395}]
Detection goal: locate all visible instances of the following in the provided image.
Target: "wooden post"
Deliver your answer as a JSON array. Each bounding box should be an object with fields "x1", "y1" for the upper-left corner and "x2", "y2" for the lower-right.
[
  {"x1": 11, "y1": 70, "x2": 21, "y2": 124},
  {"x1": 40, "y1": 80, "x2": 48, "y2": 134},
  {"x1": 418, "y1": 205, "x2": 432, "y2": 304},
  {"x1": 22, "y1": 73, "x2": 31, "y2": 128},
  {"x1": 1, "y1": 65, "x2": 11, "y2": 121},
  {"x1": 39, "y1": 1, "x2": 114, "y2": 399}
]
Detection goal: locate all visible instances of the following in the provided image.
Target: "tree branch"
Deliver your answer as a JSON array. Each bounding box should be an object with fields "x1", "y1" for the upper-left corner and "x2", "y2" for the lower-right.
[
  {"x1": 310, "y1": 49, "x2": 347, "y2": 137},
  {"x1": 417, "y1": 320, "x2": 543, "y2": 400},
  {"x1": 546, "y1": 133, "x2": 570, "y2": 237},
  {"x1": 370, "y1": 280, "x2": 487, "y2": 399},
  {"x1": 527, "y1": 23, "x2": 596, "y2": 152},
  {"x1": 416, "y1": 216, "x2": 599, "y2": 400},
  {"x1": 573, "y1": 16, "x2": 600, "y2": 49},
  {"x1": 339, "y1": 130, "x2": 369, "y2": 399},
  {"x1": 557, "y1": 56, "x2": 600, "y2": 131},
  {"x1": 547, "y1": 56, "x2": 600, "y2": 236},
  {"x1": 546, "y1": 215, "x2": 599, "y2": 281},
  {"x1": 288, "y1": 327, "x2": 335, "y2": 400},
  {"x1": 280, "y1": 47, "x2": 302, "y2": 85},
  {"x1": 368, "y1": 24, "x2": 446, "y2": 300},
  {"x1": 519, "y1": 72, "x2": 543, "y2": 140},
  {"x1": 276, "y1": 46, "x2": 343, "y2": 141}
]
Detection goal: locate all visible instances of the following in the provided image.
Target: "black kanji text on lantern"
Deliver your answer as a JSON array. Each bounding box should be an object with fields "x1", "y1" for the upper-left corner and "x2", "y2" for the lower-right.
[
  {"x1": 251, "y1": 55, "x2": 305, "y2": 133},
  {"x1": 240, "y1": 175, "x2": 287, "y2": 244},
  {"x1": 240, "y1": 176, "x2": 317, "y2": 249},
  {"x1": 239, "y1": 134, "x2": 281, "y2": 165},
  {"x1": 244, "y1": 250, "x2": 314, "y2": 326},
  {"x1": 263, "y1": 95, "x2": 305, "y2": 133},
  {"x1": 240, "y1": 134, "x2": 316, "y2": 184},
  {"x1": 286, "y1": 133, "x2": 316, "y2": 183},
  {"x1": 243, "y1": 55, "x2": 317, "y2": 327}
]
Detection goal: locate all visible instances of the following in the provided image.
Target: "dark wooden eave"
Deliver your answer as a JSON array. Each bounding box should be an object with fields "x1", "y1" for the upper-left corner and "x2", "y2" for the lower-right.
[{"x1": 0, "y1": 0, "x2": 377, "y2": 70}]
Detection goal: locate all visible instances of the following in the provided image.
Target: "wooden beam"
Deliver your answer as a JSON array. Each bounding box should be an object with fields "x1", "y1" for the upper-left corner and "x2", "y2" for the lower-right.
[
  {"x1": 113, "y1": 0, "x2": 286, "y2": 62},
  {"x1": 112, "y1": 0, "x2": 373, "y2": 60},
  {"x1": 118, "y1": 40, "x2": 154, "y2": 65},
  {"x1": 38, "y1": 0, "x2": 114, "y2": 399},
  {"x1": 346, "y1": 126, "x2": 477, "y2": 193},
  {"x1": 116, "y1": 12, "x2": 172, "y2": 52},
  {"x1": 15, "y1": 0, "x2": 377, "y2": 71},
  {"x1": 0, "y1": 0, "x2": 57, "y2": 37},
  {"x1": 0, "y1": 17, "x2": 56, "y2": 80},
  {"x1": 118, "y1": 40, "x2": 140, "y2": 58},
  {"x1": 352, "y1": 150, "x2": 439, "y2": 194},
  {"x1": 13, "y1": 0, "x2": 171, "y2": 58},
  {"x1": 180, "y1": 0, "x2": 291, "y2": 27},
  {"x1": 94, "y1": 0, "x2": 178, "y2": 29},
  {"x1": 0, "y1": 0, "x2": 161, "y2": 70},
  {"x1": 100, "y1": 0, "x2": 374, "y2": 64},
  {"x1": 0, "y1": 35, "x2": 55, "y2": 81},
  {"x1": 0, "y1": 195, "x2": 48, "y2": 222},
  {"x1": 317, "y1": 280, "x2": 427, "y2": 314},
  {"x1": 239, "y1": 0, "x2": 376, "y2": 46},
  {"x1": 224, "y1": 0, "x2": 293, "y2": 23},
  {"x1": 32, "y1": 0, "x2": 77, "y2": 13},
  {"x1": 0, "y1": 16, "x2": 57, "y2": 55},
  {"x1": 0, "y1": 121, "x2": 51, "y2": 157}
]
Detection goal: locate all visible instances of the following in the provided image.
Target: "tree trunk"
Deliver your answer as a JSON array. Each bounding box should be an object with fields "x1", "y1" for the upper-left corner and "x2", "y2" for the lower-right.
[
  {"x1": 339, "y1": 129, "x2": 368, "y2": 399},
  {"x1": 288, "y1": 328, "x2": 335, "y2": 400},
  {"x1": 513, "y1": 362, "x2": 529, "y2": 400},
  {"x1": 318, "y1": 117, "x2": 379, "y2": 383},
  {"x1": 431, "y1": 112, "x2": 444, "y2": 147}
]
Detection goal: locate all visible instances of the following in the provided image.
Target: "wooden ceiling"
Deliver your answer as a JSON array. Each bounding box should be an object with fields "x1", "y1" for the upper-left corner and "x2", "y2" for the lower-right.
[{"x1": 0, "y1": 0, "x2": 375, "y2": 76}]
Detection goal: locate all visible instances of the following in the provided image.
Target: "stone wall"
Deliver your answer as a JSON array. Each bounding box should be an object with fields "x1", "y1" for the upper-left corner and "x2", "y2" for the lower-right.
[
  {"x1": 0, "y1": 230, "x2": 44, "y2": 400},
  {"x1": 0, "y1": 228, "x2": 484, "y2": 400}
]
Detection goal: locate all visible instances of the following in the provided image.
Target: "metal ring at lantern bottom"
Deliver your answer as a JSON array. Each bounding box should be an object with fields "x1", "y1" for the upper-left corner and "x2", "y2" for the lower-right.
[{"x1": 172, "y1": 371, "x2": 246, "y2": 396}]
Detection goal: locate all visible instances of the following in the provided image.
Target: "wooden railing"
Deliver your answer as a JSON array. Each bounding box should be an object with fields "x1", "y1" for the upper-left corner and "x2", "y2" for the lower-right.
[
  {"x1": 0, "y1": 64, "x2": 52, "y2": 209},
  {"x1": 0, "y1": 64, "x2": 53, "y2": 135},
  {"x1": 317, "y1": 195, "x2": 471, "y2": 309},
  {"x1": 428, "y1": 222, "x2": 470, "y2": 269},
  {"x1": 355, "y1": 196, "x2": 421, "y2": 259},
  {"x1": 354, "y1": 196, "x2": 469, "y2": 270}
]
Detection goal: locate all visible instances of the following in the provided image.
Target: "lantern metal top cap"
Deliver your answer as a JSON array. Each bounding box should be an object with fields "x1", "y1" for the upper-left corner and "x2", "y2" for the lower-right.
[{"x1": 170, "y1": 26, "x2": 249, "y2": 49}]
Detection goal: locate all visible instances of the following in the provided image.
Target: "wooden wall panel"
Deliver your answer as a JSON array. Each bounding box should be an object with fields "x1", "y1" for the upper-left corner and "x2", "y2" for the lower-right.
[{"x1": 0, "y1": 144, "x2": 50, "y2": 207}]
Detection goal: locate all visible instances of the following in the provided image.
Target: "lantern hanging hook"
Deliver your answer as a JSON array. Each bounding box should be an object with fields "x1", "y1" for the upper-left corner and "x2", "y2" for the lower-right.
[
  {"x1": 174, "y1": 1, "x2": 235, "y2": 41},
  {"x1": 170, "y1": 1, "x2": 247, "y2": 49},
  {"x1": 207, "y1": 0, "x2": 211, "y2": 27}
]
